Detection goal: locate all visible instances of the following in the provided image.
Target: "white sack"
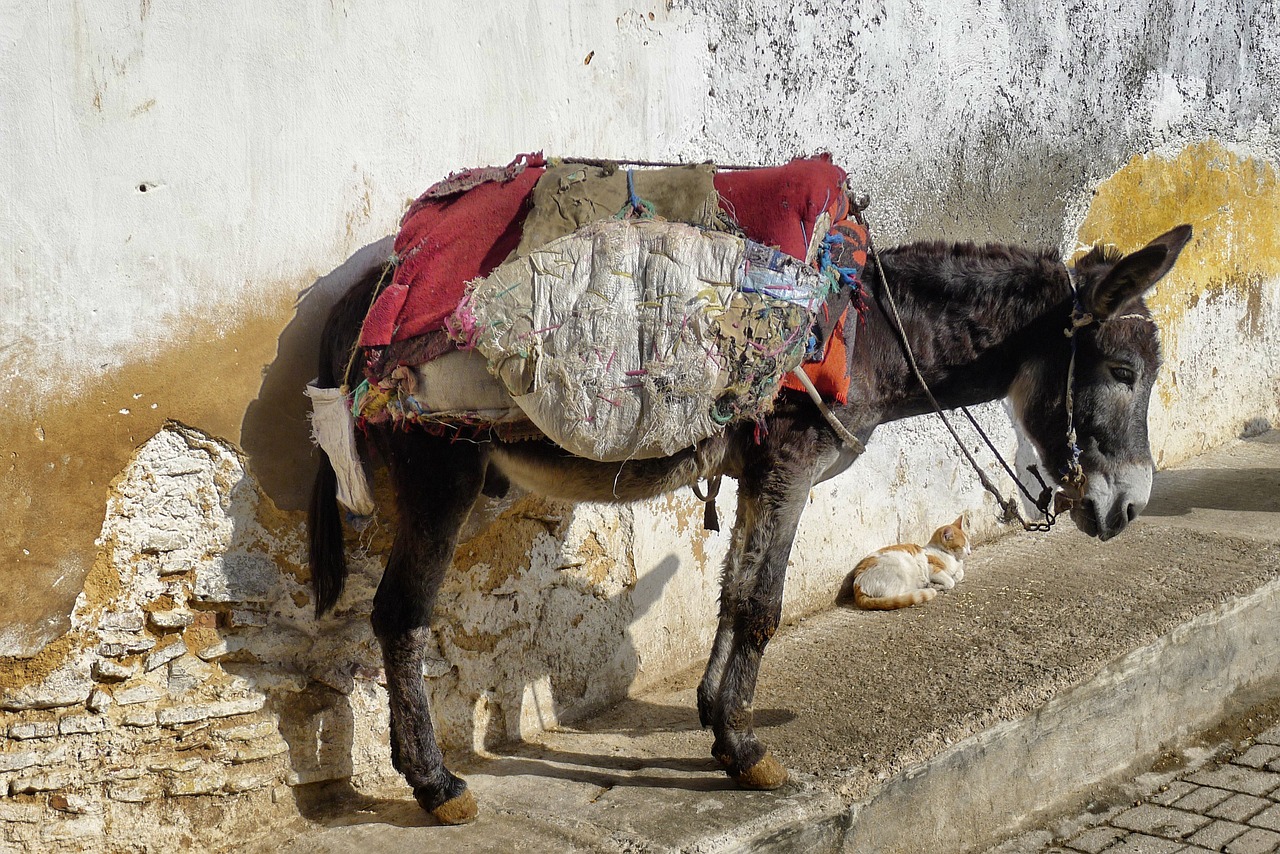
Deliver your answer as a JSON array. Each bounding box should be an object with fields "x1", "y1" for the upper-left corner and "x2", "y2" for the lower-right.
[
  {"x1": 461, "y1": 219, "x2": 825, "y2": 462},
  {"x1": 305, "y1": 381, "x2": 376, "y2": 516}
]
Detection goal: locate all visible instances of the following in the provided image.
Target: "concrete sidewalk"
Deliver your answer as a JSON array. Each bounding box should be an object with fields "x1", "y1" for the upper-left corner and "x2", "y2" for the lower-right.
[{"x1": 273, "y1": 431, "x2": 1280, "y2": 854}]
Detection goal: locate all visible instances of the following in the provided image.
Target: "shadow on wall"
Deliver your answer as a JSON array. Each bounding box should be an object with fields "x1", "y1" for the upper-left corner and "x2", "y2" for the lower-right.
[
  {"x1": 0, "y1": 421, "x2": 693, "y2": 845},
  {"x1": 240, "y1": 236, "x2": 394, "y2": 512},
  {"x1": 232, "y1": 240, "x2": 694, "y2": 808},
  {"x1": 284, "y1": 552, "x2": 688, "y2": 826}
]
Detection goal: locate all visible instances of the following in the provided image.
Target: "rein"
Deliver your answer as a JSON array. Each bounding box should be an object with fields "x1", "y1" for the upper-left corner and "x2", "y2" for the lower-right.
[{"x1": 854, "y1": 203, "x2": 1109, "y2": 533}]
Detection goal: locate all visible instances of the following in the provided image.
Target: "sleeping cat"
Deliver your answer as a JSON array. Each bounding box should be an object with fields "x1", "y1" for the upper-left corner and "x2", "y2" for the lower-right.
[{"x1": 835, "y1": 515, "x2": 970, "y2": 610}]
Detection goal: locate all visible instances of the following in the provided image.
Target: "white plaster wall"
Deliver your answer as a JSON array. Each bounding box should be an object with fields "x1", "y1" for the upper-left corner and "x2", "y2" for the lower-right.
[
  {"x1": 1, "y1": 0, "x2": 708, "y2": 399},
  {"x1": 3, "y1": 1, "x2": 1280, "y2": 829}
]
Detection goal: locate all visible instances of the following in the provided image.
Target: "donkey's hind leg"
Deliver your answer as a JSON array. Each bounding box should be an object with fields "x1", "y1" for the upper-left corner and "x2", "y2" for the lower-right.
[{"x1": 371, "y1": 430, "x2": 486, "y2": 824}]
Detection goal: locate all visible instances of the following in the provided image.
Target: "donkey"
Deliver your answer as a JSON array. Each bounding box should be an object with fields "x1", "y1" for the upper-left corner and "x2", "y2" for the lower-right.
[{"x1": 309, "y1": 223, "x2": 1193, "y2": 824}]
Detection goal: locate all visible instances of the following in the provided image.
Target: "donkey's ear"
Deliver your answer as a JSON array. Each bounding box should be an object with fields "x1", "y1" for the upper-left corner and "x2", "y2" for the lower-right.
[{"x1": 1084, "y1": 224, "x2": 1193, "y2": 319}]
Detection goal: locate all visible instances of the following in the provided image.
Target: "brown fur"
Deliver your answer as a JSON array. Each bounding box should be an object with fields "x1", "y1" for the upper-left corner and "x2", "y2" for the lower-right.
[
  {"x1": 734, "y1": 751, "x2": 789, "y2": 790},
  {"x1": 431, "y1": 790, "x2": 479, "y2": 825}
]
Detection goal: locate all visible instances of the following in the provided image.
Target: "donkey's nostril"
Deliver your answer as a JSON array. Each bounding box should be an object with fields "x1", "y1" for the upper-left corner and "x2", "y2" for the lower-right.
[{"x1": 1126, "y1": 503, "x2": 1138, "y2": 522}]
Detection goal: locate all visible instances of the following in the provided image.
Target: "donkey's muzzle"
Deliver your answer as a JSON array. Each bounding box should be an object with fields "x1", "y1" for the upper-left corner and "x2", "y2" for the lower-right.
[{"x1": 1071, "y1": 462, "x2": 1153, "y2": 541}]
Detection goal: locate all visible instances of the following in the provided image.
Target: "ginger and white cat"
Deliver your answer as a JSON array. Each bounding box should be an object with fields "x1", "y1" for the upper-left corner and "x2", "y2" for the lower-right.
[{"x1": 835, "y1": 516, "x2": 970, "y2": 610}]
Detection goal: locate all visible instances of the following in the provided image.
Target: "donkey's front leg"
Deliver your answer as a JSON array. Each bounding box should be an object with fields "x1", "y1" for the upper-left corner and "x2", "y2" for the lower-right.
[
  {"x1": 704, "y1": 461, "x2": 812, "y2": 790},
  {"x1": 372, "y1": 432, "x2": 486, "y2": 824}
]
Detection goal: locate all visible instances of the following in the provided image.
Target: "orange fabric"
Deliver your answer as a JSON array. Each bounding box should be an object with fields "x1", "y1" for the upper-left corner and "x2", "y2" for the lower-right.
[
  {"x1": 777, "y1": 212, "x2": 869, "y2": 404},
  {"x1": 780, "y1": 306, "x2": 852, "y2": 403}
]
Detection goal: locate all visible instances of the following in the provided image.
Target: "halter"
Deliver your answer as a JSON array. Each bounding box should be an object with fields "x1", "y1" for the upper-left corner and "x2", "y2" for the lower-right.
[
  {"x1": 1062, "y1": 275, "x2": 1159, "y2": 493},
  {"x1": 1061, "y1": 285, "x2": 1094, "y2": 492}
]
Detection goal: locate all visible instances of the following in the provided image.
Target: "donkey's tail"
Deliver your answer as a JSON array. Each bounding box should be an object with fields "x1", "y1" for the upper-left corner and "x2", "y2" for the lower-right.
[
  {"x1": 309, "y1": 450, "x2": 347, "y2": 617},
  {"x1": 307, "y1": 262, "x2": 390, "y2": 618}
]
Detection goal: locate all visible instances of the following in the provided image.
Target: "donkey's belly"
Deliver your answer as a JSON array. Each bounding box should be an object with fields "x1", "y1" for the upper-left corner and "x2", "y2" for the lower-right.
[{"x1": 490, "y1": 437, "x2": 728, "y2": 504}]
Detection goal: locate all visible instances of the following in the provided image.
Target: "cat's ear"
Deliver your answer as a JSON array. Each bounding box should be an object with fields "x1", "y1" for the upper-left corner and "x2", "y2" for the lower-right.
[
  {"x1": 953, "y1": 514, "x2": 965, "y2": 530},
  {"x1": 941, "y1": 527, "x2": 956, "y2": 543}
]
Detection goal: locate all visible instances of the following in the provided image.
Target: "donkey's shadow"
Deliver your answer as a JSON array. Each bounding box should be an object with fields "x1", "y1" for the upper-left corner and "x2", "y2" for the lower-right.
[{"x1": 240, "y1": 236, "x2": 393, "y2": 513}]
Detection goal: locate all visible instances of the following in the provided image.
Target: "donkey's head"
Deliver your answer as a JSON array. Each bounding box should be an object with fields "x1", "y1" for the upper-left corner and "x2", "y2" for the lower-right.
[{"x1": 1012, "y1": 224, "x2": 1193, "y2": 540}]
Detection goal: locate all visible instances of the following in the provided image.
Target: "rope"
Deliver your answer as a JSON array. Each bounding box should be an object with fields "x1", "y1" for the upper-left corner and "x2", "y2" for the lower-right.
[
  {"x1": 1060, "y1": 282, "x2": 1097, "y2": 491},
  {"x1": 614, "y1": 169, "x2": 657, "y2": 219},
  {"x1": 958, "y1": 404, "x2": 1056, "y2": 528},
  {"x1": 561, "y1": 156, "x2": 765, "y2": 171},
  {"x1": 853, "y1": 206, "x2": 1057, "y2": 531},
  {"x1": 341, "y1": 260, "x2": 396, "y2": 396},
  {"x1": 789, "y1": 368, "x2": 866, "y2": 453}
]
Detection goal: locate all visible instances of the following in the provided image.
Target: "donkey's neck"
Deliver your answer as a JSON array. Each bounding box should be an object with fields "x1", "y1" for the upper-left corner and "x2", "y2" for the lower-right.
[{"x1": 857, "y1": 241, "x2": 1072, "y2": 420}]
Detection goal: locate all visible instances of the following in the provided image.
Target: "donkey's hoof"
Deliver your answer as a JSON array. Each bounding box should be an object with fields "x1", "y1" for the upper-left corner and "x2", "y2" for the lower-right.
[
  {"x1": 733, "y1": 751, "x2": 789, "y2": 790},
  {"x1": 431, "y1": 789, "x2": 479, "y2": 825}
]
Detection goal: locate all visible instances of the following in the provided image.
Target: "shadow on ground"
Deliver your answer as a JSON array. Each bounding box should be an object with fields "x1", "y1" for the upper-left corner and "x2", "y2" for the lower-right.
[{"x1": 1145, "y1": 467, "x2": 1280, "y2": 516}]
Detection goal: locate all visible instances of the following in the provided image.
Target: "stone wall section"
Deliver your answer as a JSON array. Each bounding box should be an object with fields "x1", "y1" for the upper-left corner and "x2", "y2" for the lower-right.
[
  {"x1": 0, "y1": 421, "x2": 649, "y2": 850},
  {"x1": 0, "y1": 424, "x2": 322, "y2": 849}
]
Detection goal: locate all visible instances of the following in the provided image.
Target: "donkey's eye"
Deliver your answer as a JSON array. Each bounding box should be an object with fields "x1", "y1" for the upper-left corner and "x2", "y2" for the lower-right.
[{"x1": 1109, "y1": 365, "x2": 1136, "y2": 385}]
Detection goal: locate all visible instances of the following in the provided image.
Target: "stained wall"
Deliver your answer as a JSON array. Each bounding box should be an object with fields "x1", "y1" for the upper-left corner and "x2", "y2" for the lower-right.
[{"x1": 1, "y1": 1, "x2": 1277, "y2": 848}]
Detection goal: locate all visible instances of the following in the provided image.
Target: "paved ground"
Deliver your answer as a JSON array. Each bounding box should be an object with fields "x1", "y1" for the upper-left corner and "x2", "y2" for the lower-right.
[
  {"x1": 989, "y1": 701, "x2": 1280, "y2": 854},
  {"x1": 272, "y1": 430, "x2": 1280, "y2": 853}
]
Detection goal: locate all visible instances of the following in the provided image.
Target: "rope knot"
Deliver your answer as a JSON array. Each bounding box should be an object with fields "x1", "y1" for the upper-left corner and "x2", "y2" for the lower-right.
[
  {"x1": 1065, "y1": 308, "x2": 1095, "y2": 337},
  {"x1": 615, "y1": 169, "x2": 657, "y2": 220}
]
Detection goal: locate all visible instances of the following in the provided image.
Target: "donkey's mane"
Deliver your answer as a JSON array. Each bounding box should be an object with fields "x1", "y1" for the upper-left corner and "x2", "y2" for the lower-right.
[
  {"x1": 876, "y1": 240, "x2": 1068, "y2": 311},
  {"x1": 886, "y1": 240, "x2": 1061, "y2": 266},
  {"x1": 1073, "y1": 243, "x2": 1126, "y2": 270}
]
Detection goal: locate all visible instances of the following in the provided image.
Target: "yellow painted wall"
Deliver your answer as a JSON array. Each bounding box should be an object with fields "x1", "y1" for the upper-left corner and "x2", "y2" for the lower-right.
[{"x1": 1077, "y1": 142, "x2": 1280, "y2": 467}]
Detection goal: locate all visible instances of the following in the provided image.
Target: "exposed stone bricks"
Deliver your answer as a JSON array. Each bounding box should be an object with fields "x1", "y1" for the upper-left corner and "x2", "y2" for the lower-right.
[
  {"x1": 149, "y1": 610, "x2": 196, "y2": 631},
  {"x1": 121, "y1": 708, "x2": 158, "y2": 727},
  {"x1": 89, "y1": 659, "x2": 133, "y2": 683},
  {"x1": 143, "y1": 641, "x2": 187, "y2": 673},
  {"x1": 0, "y1": 753, "x2": 38, "y2": 774},
  {"x1": 0, "y1": 425, "x2": 404, "y2": 852},
  {"x1": 157, "y1": 696, "x2": 266, "y2": 727},
  {"x1": 6, "y1": 722, "x2": 55, "y2": 741},
  {"x1": 58, "y1": 715, "x2": 107, "y2": 735},
  {"x1": 0, "y1": 421, "x2": 641, "y2": 847}
]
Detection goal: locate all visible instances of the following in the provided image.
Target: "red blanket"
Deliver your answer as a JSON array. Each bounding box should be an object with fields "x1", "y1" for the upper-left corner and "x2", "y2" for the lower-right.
[
  {"x1": 359, "y1": 153, "x2": 546, "y2": 348},
  {"x1": 712, "y1": 155, "x2": 847, "y2": 261}
]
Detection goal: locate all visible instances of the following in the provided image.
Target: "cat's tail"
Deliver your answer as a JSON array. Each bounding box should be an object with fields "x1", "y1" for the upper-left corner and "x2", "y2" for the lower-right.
[{"x1": 843, "y1": 585, "x2": 937, "y2": 610}]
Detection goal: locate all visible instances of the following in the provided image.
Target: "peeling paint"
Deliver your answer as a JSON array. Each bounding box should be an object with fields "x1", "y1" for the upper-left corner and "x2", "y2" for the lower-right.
[
  {"x1": 1077, "y1": 141, "x2": 1280, "y2": 328},
  {"x1": 0, "y1": 293, "x2": 305, "y2": 657},
  {"x1": 1077, "y1": 141, "x2": 1280, "y2": 465}
]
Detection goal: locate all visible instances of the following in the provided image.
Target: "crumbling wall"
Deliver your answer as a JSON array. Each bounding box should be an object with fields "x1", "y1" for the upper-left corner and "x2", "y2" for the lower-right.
[{"x1": 0, "y1": 422, "x2": 671, "y2": 850}]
